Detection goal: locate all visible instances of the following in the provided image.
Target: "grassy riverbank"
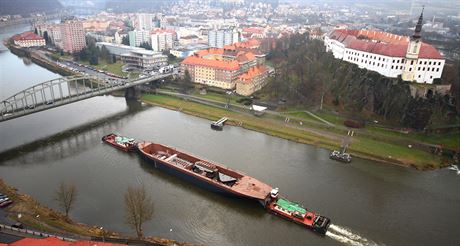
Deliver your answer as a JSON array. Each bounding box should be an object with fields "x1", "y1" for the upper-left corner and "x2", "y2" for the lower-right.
[
  {"x1": 0, "y1": 179, "x2": 191, "y2": 246},
  {"x1": 141, "y1": 93, "x2": 448, "y2": 170}
]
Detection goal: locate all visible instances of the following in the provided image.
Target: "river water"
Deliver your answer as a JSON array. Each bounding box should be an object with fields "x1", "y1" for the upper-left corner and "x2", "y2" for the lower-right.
[{"x1": 1, "y1": 24, "x2": 459, "y2": 246}]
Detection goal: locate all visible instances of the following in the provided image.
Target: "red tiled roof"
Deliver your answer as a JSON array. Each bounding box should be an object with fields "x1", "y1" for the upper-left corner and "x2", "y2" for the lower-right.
[
  {"x1": 10, "y1": 237, "x2": 71, "y2": 246},
  {"x1": 238, "y1": 65, "x2": 267, "y2": 83},
  {"x1": 151, "y1": 28, "x2": 176, "y2": 35},
  {"x1": 236, "y1": 52, "x2": 256, "y2": 63},
  {"x1": 242, "y1": 27, "x2": 264, "y2": 34},
  {"x1": 8, "y1": 237, "x2": 127, "y2": 246},
  {"x1": 71, "y1": 241, "x2": 126, "y2": 246},
  {"x1": 12, "y1": 31, "x2": 44, "y2": 41},
  {"x1": 182, "y1": 55, "x2": 239, "y2": 71},
  {"x1": 225, "y1": 39, "x2": 261, "y2": 50},
  {"x1": 328, "y1": 29, "x2": 443, "y2": 59}
]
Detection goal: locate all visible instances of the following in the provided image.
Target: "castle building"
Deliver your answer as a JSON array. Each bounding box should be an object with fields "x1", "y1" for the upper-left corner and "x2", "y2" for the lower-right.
[{"x1": 324, "y1": 9, "x2": 444, "y2": 84}]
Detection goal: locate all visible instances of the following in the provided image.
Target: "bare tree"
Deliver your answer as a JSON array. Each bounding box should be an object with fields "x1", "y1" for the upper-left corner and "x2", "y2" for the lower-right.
[
  {"x1": 55, "y1": 182, "x2": 77, "y2": 218},
  {"x1": 124, "y1": 185, "x2": 154, "y2": 238}
]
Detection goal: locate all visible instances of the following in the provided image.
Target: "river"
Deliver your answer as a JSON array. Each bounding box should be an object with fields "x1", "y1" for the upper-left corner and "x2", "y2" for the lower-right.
[{"x1": 1, "y1": 24, "x2": 459, "y2": 246}]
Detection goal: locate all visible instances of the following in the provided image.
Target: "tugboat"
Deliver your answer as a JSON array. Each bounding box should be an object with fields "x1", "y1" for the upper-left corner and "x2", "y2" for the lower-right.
[
  {"x1": 102, "y1": 133, "x2": 136, "y2": 152},
  {"x1": 265, "y1": 188, "x2": 331, "y2": 235}
]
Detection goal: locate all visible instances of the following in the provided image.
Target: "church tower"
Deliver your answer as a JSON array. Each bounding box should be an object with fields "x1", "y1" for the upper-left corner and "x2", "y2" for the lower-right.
[{"x1": 402, "y1": 7, "x2": 424, "y2": 82}]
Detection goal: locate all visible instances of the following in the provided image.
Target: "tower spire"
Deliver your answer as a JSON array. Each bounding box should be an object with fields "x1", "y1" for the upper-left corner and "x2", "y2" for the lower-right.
[{"x1": 413, "y1": 6, "x2": 424, "y2": 39}]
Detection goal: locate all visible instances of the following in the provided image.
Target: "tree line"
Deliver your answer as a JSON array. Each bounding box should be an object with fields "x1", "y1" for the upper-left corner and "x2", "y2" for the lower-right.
[{"x1": 74, "y1": 37, "x2": 116, "y2": 65}]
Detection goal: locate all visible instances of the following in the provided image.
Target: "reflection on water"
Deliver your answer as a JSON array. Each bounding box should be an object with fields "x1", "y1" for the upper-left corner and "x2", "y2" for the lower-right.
[{"x1": 0, "y1": 99, "x2": 144, "y2": 164}]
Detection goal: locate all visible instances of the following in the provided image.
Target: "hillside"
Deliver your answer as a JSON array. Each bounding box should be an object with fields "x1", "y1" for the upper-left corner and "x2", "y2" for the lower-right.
[
  {"x1": 0, "y1": 0, "x2": 62, "y2": 15},
  {"x1": 261, "y1": 33, "x2": 459, "y2": 130}
]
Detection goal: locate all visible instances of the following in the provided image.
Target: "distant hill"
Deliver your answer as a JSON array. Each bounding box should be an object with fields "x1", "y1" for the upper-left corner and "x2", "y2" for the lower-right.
[
  {"x1": 0, "y1": 0, "x2": 62, "y2": 15},
  {"x1": 105, "y1": 0, "x2": 172, "y2": 12}
]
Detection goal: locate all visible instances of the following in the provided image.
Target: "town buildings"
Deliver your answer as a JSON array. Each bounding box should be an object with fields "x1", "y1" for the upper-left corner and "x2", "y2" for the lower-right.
[
  {"x1": 324, "y1": 10, "x2": 444, "y2": 84},
  {"x1": 12, "y1": 32, "x2": 45, "y2": 47},
  {"x1": 181, "y1": 40, "x2": 269, "y2": 95},
  {"x1": 34, "y1": 19, "x2": 86, "y2": 53}
]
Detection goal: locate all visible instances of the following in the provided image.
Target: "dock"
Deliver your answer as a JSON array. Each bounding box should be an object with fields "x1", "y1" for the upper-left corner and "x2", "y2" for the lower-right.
[{"x1": 211, "y1": 117, "x2": 228, "y2": 130}]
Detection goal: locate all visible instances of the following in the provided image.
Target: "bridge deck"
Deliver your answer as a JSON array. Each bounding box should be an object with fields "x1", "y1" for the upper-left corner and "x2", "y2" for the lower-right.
[{"x1": 0, "y1": 73, "x2": 173, "y2": 122}]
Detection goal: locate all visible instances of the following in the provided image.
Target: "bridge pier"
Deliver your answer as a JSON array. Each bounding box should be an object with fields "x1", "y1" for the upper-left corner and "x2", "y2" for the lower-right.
[{"x1": 124, "y1": 86, "x2": 141, "y2": 100}]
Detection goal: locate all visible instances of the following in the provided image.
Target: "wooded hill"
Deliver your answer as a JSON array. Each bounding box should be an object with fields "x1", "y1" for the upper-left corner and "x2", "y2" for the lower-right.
[{"x1": 261, "y1": 33, "x2": 460, "y2": 130}]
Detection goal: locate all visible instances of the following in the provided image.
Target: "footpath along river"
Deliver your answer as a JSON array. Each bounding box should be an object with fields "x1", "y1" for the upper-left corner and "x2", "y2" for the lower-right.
[{"x1": 1, "y1": 23, "x2": 460, "y2": 246}]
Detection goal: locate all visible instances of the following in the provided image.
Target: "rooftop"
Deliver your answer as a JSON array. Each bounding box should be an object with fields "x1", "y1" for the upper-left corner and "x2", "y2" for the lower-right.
[
  {"x1": 328, "y1": 29, "x2": 443, "y2": 59},
  {"x1": 238, "y1": 65, "x2": 267, "y2": 82},
  {"x1": 12, "y1": 32, "x2": 44, "y2": 41}
]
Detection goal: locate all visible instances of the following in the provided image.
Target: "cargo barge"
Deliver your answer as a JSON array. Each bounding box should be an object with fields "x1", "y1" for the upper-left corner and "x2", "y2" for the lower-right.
[
  {"x1": 136, "y1": 141, "x2": 273, "y2": 201},
  {"x1": 102, "y1": 133, "x2": 136, "y2": 152}
]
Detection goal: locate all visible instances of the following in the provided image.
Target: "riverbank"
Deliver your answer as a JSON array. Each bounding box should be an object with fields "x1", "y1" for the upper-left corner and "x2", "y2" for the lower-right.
[
  {"x1": 0, "y1": 179, "x2": 192, "y2": 246},
  {"x1": 141, "y1": 93, "x2": 449, "y2": 170}
]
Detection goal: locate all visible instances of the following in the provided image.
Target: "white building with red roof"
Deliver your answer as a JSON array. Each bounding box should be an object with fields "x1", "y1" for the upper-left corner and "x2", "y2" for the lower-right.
[
  {"x1": 12, "y1": 32, "x2": 45, "y2": 48},
  {"x1": 324, "y1": 9, "x2": 444, "y2": 84}
]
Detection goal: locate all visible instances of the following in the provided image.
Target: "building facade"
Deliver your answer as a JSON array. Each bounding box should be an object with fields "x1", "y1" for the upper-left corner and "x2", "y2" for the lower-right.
[
  {"x1": 128, "y1": 30, "x2": 150, "y2": 47},
  {"x1": 136, "y1": 13, "x2": 154, "y2": 31},
  {"x1": 324, "y1": 10, "x2": 444, "y2": 84},
  {"x1": 236, "y1": 65, "x2": 269, "y2": 96},
  {"x1": 12, "y1": 32, "x2": 46, "y2": 47},
  {"x1": 96, "y1": 42, "x2": 145, "y2": 56},
  {"x1": 121, "y1": 50, "x2": 167, "y2": 70},
  {"x1": 181, "y1": 46, "x2": 264, "y2": 91},
  {"x1": 60, "y1": 20, "x2": 86, "y2": 53},
  {"x1": 208, "y1": 29, "x2": 240, "y2": 48},
  {"x1": 151, "y1": 30, "x2": 174, "y2": 51}
]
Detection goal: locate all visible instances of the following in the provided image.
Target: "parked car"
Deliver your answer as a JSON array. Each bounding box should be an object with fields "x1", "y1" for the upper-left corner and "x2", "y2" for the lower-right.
[
  {"x1": 0, "y1": 197, "x2": 10, "y2": 203},
  {"x1": 11, "y1": 223, "x2": 24, "y2": 229}
]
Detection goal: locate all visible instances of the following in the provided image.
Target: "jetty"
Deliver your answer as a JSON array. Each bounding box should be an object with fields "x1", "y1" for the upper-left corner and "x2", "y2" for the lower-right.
[{"x1": 211, "y1": 117, "x2": 228, "y2": 130}]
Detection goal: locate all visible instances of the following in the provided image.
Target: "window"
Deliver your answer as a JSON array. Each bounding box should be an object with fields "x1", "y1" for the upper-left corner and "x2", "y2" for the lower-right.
[
  {"x1": 436, "y1": 68, "x2": 439, "y2": 72},
  {"x1": 391, "y1": 65, "x2": 394, "y2": 69},
  {"x1": 423, "y1": 67, "x2": 425, "y2": 71}
]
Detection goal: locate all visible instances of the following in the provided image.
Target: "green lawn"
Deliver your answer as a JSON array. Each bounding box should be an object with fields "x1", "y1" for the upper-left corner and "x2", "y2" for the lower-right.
[
  {"x1": 141, "y1": 93, "x2": 451, "y2": 169},
  {"x1": 81, "y1": 60, "x2": 127, "y2": 77}
]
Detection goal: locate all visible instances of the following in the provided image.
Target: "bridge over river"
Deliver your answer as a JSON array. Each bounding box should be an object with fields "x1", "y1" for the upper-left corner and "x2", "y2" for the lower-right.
[{"x1": 0, "y1": 73, "x2": 173, "y2": 122}]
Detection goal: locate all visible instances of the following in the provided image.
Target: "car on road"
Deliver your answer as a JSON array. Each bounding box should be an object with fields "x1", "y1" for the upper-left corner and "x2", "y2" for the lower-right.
[{"x1": 26, "y1": 105, "x2": 35, "y2": 110}]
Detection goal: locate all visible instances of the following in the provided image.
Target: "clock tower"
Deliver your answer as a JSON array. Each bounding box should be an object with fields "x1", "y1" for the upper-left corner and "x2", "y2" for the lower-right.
[{"x1": 402, "y1": 7, "x2": 424, "y2": 82}]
